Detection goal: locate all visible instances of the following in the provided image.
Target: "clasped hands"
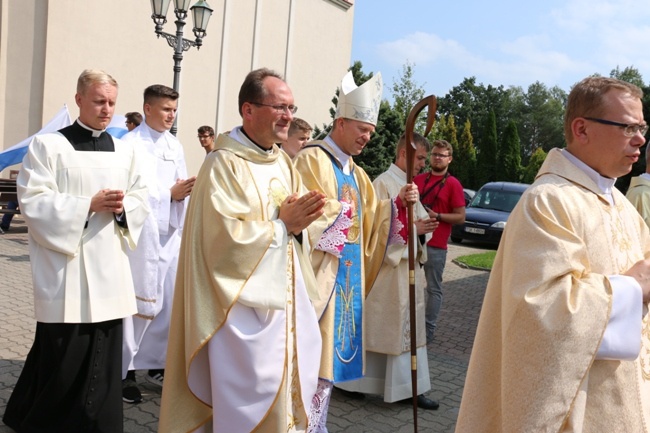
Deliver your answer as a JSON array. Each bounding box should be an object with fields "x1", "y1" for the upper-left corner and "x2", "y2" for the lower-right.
[
  {"x1": 279, "y1": 190, "x2": 326, "y2": 235},
  {"x1": 90, "y1": 189, "x2": 125, "y2": 214}
]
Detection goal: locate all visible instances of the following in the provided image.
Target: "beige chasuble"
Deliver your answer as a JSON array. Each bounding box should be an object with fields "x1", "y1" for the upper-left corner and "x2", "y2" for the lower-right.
[
  {"x1": 366, "y1": 163, "x2": 428, "y2": 355},
  {"x1": 456, "y1": 148, "x2": 650, "y2": 433},
  {"x1": 159, "y1": 131, "x2": 321, "y2": 433}
]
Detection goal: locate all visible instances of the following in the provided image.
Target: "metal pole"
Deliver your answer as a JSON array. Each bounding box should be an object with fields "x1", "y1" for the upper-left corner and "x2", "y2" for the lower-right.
[{"x1": 170, "y1": 18, "x2": 187, "y2": 136}]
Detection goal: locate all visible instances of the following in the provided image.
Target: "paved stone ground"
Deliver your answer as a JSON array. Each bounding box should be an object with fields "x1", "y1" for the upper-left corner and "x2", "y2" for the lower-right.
[{"x1": 0, "y1": 215, "x2": 491, "y2": 433}]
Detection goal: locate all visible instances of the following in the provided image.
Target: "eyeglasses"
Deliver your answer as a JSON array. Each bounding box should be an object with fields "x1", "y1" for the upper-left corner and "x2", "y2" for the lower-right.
[
  {"x1": 197, "y1": 135, "x2": 213, "y2": 139},
  {"x1": 251, "y1": 102, "x2": 298, "y2": 115},
  {"x1": 431, "y1": 153, "x2": 450, "y2": 158},
  {"x1": 584, "y1": 117, "x2": 649, "y2": 137}
]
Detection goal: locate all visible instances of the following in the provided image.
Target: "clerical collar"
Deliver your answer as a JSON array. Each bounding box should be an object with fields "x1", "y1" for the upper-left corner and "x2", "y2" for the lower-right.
[
  {"x1": 76, "y1": 119, "x2": 104, "y2": 138},
  {"x1": 230, "y1": 126, "x2": 274, "y2": 154},
  {"x1": 561, "y1": 149, "x2": 616, "y2": 204},
  {"x1": 239, "y1": 127, "x2": 273, "y2": 153},
  {"x1": 325, "y1": 135, "x2": 352, "y2": 175}
]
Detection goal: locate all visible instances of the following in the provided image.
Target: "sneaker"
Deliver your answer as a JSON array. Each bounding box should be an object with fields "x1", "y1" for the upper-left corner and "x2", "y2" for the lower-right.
[
  {"x1": 122, "y1": 379, "x2": 142, "y2": 404},
  {"x1": 146, "y1": 369, "x2": 164, "y2": 387}
]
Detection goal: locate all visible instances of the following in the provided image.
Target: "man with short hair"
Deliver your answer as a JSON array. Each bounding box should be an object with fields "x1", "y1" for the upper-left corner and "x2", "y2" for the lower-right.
[
  {"x1": 457, "y1": 77, "x2": 650, "y2": 432},
  {"x1": 125, "y1": 111, "x2": 143, "y2": 131},
  {"x1": 293, "y1": 71, "x2": 420, "y2": 432},
  {"x1": 159, "y1": 68, "x2": 325, "y2": 433},
  {"x1": 121, "y1": 84, "x2": 195, "y2": 403},
  {"x1": 414, "y1": 139, "x2": 466, "y2": 343},
  {"x1": 197, "y1": 125, "x2": 215, "y2": 154},
  {"x1": 2, "y1": 69, "x2": 149, "y2": 432},
  {"x1": 337, "y1": 132, "x2": 439, "y2": 409},
  {"x1": 282, "y1": 117, "x2": 312, "y2": 158},
  {"x1": 626, "y1": 149, "x2": 650, "y2": 227}
]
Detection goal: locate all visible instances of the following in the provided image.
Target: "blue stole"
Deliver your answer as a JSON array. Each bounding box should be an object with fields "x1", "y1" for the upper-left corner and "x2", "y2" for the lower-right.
[{"x1": 331, "y1": 161, "x2": 364, "y2": 382}]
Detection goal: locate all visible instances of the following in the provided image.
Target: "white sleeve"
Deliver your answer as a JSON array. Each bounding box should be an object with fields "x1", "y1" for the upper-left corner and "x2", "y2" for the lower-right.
[{"x1": 596, "y1": 275, "x2": 643, "y2": 360}]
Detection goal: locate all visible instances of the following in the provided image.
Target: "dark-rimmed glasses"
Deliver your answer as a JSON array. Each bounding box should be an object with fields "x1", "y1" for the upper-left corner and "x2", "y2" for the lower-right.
[
  {"x1": 584, "y1": 117, "x2": 648, "y2": 137},
  {"x1": 251, "y1": 102, "x2": 298, "y2": 115}
]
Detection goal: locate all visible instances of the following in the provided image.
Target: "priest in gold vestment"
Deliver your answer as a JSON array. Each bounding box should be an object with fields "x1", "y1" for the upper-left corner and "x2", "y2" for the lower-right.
[
  {"x1": 159, "y1": 69, "x2": 326, "y2": 433},
  {"x1": 293, "y1": 71, "x2": 420, "y2": 432},
  {"x1": 456, "y1": 77, "x2": 650, "y2": 433}
]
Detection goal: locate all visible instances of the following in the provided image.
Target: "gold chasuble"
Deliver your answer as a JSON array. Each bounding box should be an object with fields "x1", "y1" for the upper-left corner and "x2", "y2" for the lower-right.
[
  {"x1": 293, "y1": 140, "x2": 399, "y2": 382},
  {"x1": 456, "y1": 148, "x2": 650, "y2": 433},
  {"x1": 159, "y1": 131, "x2": 321, "y2": 433}
]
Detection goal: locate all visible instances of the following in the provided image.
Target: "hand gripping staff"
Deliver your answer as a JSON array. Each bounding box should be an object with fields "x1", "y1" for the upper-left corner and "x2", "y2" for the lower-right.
[{"x1": 404, "y1": 95, "x2": 437, "y2": 432}]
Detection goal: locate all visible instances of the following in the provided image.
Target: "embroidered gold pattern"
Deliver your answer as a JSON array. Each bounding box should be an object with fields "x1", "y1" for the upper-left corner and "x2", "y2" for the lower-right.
[
  {"x1": 268, "y1": 177, "x2": 290, "y2": 218},
  {"x1": 341, "y1": 184, "x2": 360, "y2": 243},
  {"x1": 336, "y1": 260, "x2": 358, "y2": 361},
  {"x1": 286, "y1": 241, "x2": 307, "y2": 431}
]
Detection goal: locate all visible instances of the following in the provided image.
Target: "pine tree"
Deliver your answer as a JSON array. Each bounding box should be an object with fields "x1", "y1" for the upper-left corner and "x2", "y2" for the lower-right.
[
  {"x1": 476, "y1": 109, "x2": 498, "y2": 185},
  {"x1": 501, "y1": 120, "x2": 522, "y2": 182},
  {"x1": 391, "y1": 61, "x2": 426, "y2": 132},
  {"x1": 454, "y1": 119, "x2": 477, "y2": 189}
]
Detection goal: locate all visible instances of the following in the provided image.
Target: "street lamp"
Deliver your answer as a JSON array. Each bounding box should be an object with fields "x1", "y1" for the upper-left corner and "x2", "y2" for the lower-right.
[{"x1": 150, "y1": 0, "x2": 214, "y2": 135}]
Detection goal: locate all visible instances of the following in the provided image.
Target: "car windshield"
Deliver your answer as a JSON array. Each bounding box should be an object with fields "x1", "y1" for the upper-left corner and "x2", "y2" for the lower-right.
[{"x1": 469, "y1": 189, "x2": 523, "y2": 212}]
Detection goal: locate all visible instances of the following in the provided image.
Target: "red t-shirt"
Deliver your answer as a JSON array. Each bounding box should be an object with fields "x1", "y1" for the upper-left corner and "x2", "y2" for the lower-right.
[{"x1": 414, "y1": 172, "x2": 465, "y2": 250}]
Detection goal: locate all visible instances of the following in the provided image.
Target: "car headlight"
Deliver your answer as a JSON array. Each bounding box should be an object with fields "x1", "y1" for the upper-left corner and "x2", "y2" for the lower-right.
[{"x1": 491, "y1": 221, "x2": 507, "y2": 229}]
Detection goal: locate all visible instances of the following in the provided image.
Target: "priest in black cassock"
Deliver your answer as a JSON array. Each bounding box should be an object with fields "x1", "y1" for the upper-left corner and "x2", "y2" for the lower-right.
[{"x1": 2, "y1": 69, "x2": 149, "y2": 433}]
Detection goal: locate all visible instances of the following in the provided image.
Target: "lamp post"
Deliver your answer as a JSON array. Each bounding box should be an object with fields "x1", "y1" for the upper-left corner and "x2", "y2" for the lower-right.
[{"x1": 150, "y1": 0, "x2": 213, "y2": 135}]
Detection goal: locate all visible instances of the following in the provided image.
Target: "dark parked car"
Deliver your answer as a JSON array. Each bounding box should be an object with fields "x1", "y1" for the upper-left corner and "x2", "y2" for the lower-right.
[
  {"x1": 451, "y1": 181, "x2": 529, "y2": 246},
  {"x1": 463, "y1": 188, "x2": 476, "y2": 206}
]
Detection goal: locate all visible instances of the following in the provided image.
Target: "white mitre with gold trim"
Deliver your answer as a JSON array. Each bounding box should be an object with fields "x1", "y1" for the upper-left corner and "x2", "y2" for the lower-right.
[{"x1": 334, "y1": 71, "x2": 383, "y2": 126}]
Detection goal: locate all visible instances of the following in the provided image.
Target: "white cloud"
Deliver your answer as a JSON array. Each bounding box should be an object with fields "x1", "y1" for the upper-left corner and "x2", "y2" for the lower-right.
[
  {"x1": 376, "y1": 32, "x2": 466, "y2": 67},
  {"x1": 358, "y1": 0, "x2": 650, "y2": 97}
]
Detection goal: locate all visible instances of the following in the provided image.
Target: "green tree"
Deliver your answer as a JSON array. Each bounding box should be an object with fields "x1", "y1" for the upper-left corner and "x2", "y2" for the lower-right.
[
  {"x1": 517, "y1": 82, "x2": 566, "y2": 162},
  {"x1": 454, "y1": 119, "x2": 477, "y2": 189},
  {"x1": 432, "y1": 114, "x2": 447, "y2": 141},
  {"x1": 501, "y1": 120, "x2": 522, "y2": 182},
  {"x1": 521, "y1": 147, "x2": 547, "y2": 184},
  {"x1": 391, "y1": 61, "x2": 427, "y2": 132},
  {"x1": 443, "y1": 115, "x2": 460, "y2": 157},
  {"x1": 438, "y1": 78, "x2": 515, "y2": 150},
  {"x1": 610, "y1": 65, "x2": 645, "y2": 88},
  {"x1": 476, "y1": 110, "x2": 498, "y2": 185}
]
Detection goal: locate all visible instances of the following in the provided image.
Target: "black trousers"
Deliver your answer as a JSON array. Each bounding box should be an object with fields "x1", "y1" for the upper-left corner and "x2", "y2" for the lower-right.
[{"x1": 3, "y1": 319, "x2": 123, "y2": 433}]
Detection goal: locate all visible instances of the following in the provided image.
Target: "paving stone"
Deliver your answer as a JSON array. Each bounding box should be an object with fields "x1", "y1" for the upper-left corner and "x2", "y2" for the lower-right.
[{"x1": 0, "y1": 215, "x2": 492, "y2": 432}]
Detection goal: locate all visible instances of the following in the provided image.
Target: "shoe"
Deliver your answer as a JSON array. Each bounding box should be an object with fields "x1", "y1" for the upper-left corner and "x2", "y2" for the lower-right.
[
  {"x1": 336, "y1": 387, "x2": 366, "y2": 400},
  {"x1": 398, "y1": 395, "x2": 439, "y2": 410},
  {"x1": 122, "y1": 379, "x2": 142, "y2": 404},
  {"x1": 146, "y1": 369, "x2": 164, "y2": 387}
]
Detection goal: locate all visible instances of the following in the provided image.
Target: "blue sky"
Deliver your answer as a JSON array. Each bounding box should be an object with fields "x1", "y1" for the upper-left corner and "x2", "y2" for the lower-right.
[{"x1": 351, "y1": 0, "x2": 650, "y2": 100}]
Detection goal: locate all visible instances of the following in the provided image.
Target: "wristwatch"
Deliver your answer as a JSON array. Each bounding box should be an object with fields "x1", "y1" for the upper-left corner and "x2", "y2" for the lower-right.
[{"x1": 436, "y1": 213, "x2": 442, "y2": 221}]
